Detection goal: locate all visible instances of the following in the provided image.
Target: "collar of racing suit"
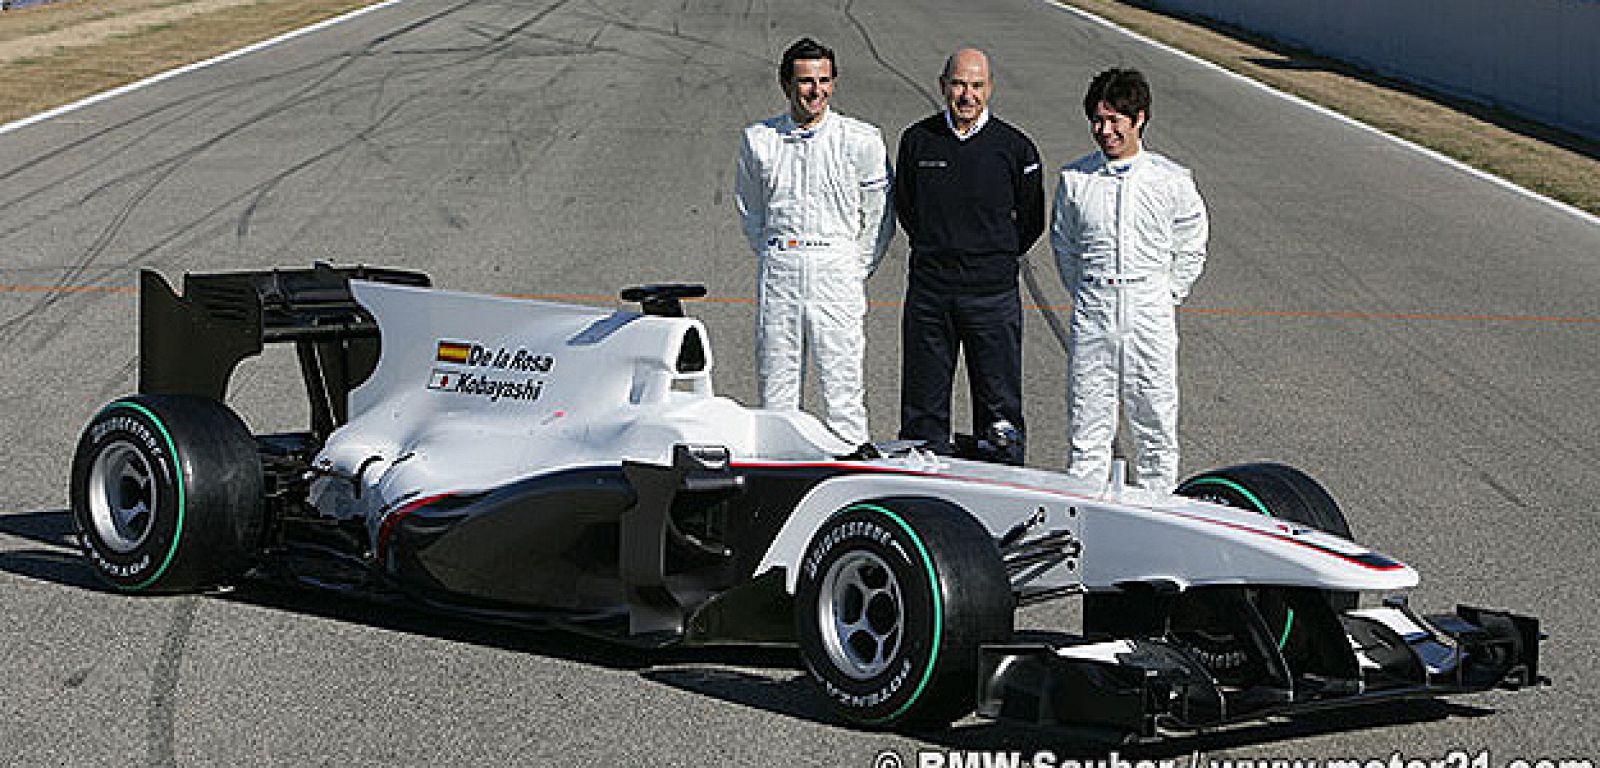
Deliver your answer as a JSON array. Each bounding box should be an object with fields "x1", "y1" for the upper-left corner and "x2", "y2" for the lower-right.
[
  {"x1": 1079, "y1": 143, "x2": 1175, "y2": 289},
  {"x1": 1098, "y1": 143, "x2": 1146, "y2": 175},
  {"x1": 943, "y1": 107, "x2": 990, "y2": 141},
  {"x1": 782, "y1": 108, "x2": 832, "y2": 140}
]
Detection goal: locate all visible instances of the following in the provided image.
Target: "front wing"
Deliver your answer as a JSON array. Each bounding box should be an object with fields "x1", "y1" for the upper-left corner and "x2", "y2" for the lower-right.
[{"x1": 976, "y1": 592, "x2": 1543, "y2": 739}]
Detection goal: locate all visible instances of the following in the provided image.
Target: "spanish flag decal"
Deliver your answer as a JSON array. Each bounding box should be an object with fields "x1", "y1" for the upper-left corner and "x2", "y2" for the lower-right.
[{"x1": 436, "y1": 340, "x2": 472, "y2": 364}]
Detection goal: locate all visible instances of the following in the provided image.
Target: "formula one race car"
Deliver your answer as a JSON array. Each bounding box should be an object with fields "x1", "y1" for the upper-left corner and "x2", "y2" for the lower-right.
[{"x1": 71, "y1": 265, "x2": 1545, "y2": 740}]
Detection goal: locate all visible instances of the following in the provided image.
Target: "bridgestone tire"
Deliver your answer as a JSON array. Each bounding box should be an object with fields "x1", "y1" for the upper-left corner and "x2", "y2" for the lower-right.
[
  {"x1": 70, "y1": 395, "x2": 264, "y2": 592},
  {"x1": 1173, "y1": 462, "x2": 1358, "y2": 677},
  {"x1": 795, "y1": 498, "x2": 1013, "y2": 729},
  {"x1": 1177, "y1": 462, "x2": 1352, "y2": 542}
]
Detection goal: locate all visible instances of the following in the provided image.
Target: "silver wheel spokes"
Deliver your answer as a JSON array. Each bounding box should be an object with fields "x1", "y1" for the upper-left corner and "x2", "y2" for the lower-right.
[
  {"x1": 819, "y1": 550, "x2": 904, "y2": 680},
  {"x1": 88, "y1": 441, "x2": 157, "y2": 554}
]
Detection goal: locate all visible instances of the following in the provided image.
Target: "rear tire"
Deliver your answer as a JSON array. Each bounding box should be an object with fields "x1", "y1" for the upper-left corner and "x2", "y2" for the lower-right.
[
  {"x1": 71, "y1": 395, "x2": 264, "y2": 592},
  {"x1": 795, "y1": 498, "x2": 1013, "y2": 729}
]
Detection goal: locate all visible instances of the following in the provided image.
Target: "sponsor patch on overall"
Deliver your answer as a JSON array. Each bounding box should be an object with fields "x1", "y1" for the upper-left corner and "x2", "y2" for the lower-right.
[{"x1": 768, "y1": 237, "x2": 834, "y2": 250}]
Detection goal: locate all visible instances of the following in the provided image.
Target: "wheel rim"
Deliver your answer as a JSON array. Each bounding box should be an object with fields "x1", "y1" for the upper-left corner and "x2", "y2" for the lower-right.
[
  {"x1": 87, "y1": 440, "x2": 158, "y2": 554},
  {"x1": 818, "y1": 550, "x2": 905, "y2": 680}
]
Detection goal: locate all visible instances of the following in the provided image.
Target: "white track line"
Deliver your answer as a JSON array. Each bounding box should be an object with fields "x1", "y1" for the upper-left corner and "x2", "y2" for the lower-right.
[
  {"x1": 1045, "y1": 0, "x2": 1600, "y2": 228},
  {"x1": 0, "y1": 0, "x2": 404, "y2": 138}
]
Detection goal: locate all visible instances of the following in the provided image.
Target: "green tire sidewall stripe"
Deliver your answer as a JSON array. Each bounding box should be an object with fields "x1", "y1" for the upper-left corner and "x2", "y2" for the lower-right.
[
  {"x1": 1179, "y1": 476, "x2": 1297, "y2": 650},
  {"x1": 99, "y1": 401, "x2": 186, "y2": 591},
  {"x1": 840, "y1": 503, "x2": 943, "y2": 725},
  {"x1": 1180, "y1": 476, "x2": 1273, "y2": 517}
]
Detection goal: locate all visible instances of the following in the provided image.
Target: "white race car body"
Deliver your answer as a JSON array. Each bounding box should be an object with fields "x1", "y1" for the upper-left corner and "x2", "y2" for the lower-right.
[
  {"x1": 74, "y1": 266, "x2": 1542, "y2": 740},
  {"x1": 310, "y1": 281, "x2": 1417, "y2": 604}
]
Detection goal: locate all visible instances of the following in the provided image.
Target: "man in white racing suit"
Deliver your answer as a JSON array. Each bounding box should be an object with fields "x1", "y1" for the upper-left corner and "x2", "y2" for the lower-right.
[
  {"x1": 1051, "y1": 68, "x2": 1208, "y2": 492},
  {"x1": 735, "y1": 37, "x2": 895, "y2": 445}
]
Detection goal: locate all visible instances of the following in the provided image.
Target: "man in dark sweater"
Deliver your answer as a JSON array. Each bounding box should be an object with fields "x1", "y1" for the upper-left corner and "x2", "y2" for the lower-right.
[{"x1": 894, "y1": 48, "x2": 1045, "y2": 464}]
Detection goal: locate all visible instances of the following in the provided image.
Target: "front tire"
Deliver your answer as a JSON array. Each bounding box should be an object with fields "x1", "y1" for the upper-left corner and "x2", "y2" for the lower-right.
[
  {"x1": 1171, "y1": 462, "x2": 1357, "y2": 680},
  {"x1": 70, "y1": 395, "x2": 264, "y2": 592},
  {"x1": 1176, "y1": 462, "x2": 1352, "y2": 542},
  {"x1": 1176, "y1": 461, "x2": 1357, "y2": 614},
  {"x1": 795, "y1": 498, "x2": 1013, "y2": 728}
]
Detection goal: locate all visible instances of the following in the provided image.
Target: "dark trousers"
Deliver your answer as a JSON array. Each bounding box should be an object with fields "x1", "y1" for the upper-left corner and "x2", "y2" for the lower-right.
[{"x1": 898, "y1": 279, "x2": 1024, "y2": 460}]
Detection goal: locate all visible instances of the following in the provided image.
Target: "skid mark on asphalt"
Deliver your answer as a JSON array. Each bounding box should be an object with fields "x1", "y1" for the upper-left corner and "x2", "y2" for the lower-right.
[
  {"x1": 0, "y1": 0, "x2": 574, "y2": 344},
  {"x1": 566, "y1": 2, "x2": 772, "y2": 68},
  {"x1": 147, "y1": 597, "x2": 198, "y2": 767},
  {"x1": 0, "y1": 0, "x2": 783, "y2": 347},
  {"x1": 0, "y1": 47, "x2": 381, "y2": 341},
  {"x1": 0, "y1": 67, "x2": 332, "y2": 341},
  {"x1": 0, "y1": 283, "x2": 136, "y2": 295}
]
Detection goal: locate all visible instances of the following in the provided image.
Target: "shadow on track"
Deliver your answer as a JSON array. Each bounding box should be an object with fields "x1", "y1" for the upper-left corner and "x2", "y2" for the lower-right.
[
  {"x1": 0, "y1": 508, "x2": 799, "y2": 672},
  {"x1": 922, "y1": 698, "x2": 1486, "y2": 757},
  {"x1": 0, "y1": 507, "x2": 75, "y2": 546},
  {"x1": 0, "y1": 508, "x2": 1495, "y2": 752},
  {"x1": 646, "y1": 663, "x2": 1487, "y2": 754},
  {"x1": 0, "y1": 508, "x2": 105, "y2": 590}
]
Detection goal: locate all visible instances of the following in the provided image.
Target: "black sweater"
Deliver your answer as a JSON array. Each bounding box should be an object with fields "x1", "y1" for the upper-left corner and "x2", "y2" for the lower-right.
[{"x1": 894, "y1": 113, "x2": 1045, "y2": 293}]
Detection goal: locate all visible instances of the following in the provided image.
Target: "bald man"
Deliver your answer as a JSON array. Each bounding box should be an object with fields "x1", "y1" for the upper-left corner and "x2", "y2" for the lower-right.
[{"x1": 893, "y1": 48, "x2": 1045, "y2": 464}]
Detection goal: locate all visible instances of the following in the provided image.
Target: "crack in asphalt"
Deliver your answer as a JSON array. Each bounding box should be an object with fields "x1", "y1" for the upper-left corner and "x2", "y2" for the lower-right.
[{"x1": 842, "y1": 0, "x2": 939, "y2": 109}]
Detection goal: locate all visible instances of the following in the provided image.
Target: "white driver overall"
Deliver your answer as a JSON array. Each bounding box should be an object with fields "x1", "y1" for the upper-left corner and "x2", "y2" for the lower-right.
[
  {"x1": 1051, "y1": 149, "x2": 1207, "y2": 492},
  {"x1": 735, "y1": 109, "x2": 894, "y2": 445}
]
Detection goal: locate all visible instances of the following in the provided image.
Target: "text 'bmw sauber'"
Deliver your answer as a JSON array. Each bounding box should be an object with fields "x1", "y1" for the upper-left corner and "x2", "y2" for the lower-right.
[{"x1": 71, "y1": 265, "x2": 1545, "y2": 741}]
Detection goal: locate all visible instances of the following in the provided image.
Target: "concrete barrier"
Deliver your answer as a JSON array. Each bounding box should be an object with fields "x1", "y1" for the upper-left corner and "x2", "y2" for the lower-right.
[{"x1": 1130, "y1": 0, "x2": 1600, "y2": 142}]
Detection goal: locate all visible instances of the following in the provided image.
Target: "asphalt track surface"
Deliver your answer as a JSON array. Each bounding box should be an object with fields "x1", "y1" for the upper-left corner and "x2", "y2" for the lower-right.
[{"x1": 2, "y1": 0, "x2": 1597, "y2": 764}]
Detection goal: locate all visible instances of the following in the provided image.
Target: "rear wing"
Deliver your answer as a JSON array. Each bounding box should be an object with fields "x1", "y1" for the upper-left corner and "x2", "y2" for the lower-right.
[{"x1": 139, "y1": 263, "x2": 430, "y2": 439}]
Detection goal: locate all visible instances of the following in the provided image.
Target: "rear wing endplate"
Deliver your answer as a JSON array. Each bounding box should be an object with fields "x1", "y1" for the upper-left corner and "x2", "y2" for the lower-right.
[{"x1": 139, "y1": 263, "x2": 430, "y2": 438}]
